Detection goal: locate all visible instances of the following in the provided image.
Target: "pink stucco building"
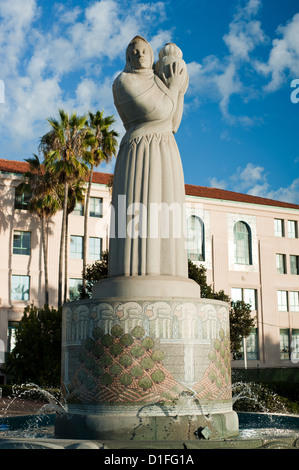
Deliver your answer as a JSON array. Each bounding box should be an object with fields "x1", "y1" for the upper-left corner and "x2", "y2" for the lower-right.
[{"x1": 0, "y1": 158, "x2": 298, "y2": 382}]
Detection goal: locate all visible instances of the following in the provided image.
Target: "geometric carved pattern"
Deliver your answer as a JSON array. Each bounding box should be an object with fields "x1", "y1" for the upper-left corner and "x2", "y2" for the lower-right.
[{"x1": 62, "y1": 298, "x2": 232, "y2": 414}]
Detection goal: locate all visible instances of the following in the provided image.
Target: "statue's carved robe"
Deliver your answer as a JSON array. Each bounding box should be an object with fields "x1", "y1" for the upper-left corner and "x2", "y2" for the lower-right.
[{"x1": 109, "y1": 69, "x2": 188, "y2": 278}]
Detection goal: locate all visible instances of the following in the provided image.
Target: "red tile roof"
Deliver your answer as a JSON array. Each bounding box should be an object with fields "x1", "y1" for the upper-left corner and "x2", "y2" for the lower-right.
[
  {"x1": 185, "y1": 183, "x2": 299, "y2": 210},
  {"x1": 1, "y1": 158, "x2": 298, "y2": 210}
]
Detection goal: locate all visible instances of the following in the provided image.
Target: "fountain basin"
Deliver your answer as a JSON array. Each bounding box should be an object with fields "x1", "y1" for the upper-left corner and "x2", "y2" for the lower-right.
[{"x1": 0, "y1": 412, "x2": 298, "y2": 449}]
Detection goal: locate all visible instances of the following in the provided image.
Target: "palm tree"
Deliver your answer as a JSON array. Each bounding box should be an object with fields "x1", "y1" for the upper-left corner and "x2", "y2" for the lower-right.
[
  {"x1": 40, "y1": 109, "x2": 89, "y2": 307},
  {"x1": 82, "y1": 110, "x2": 118, "y2": 293},
  {"x1": 18, "y1": 155, "x2": 61, "y2": 305},
  {"x1": 64, "y1": 178, "x2": 86, "y2": 302}
]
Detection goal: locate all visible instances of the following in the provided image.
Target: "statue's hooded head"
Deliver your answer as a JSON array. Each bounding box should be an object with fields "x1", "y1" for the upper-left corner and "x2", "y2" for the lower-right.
[{"x1": 125, "y1": 36, "x2": 154, "y2": 72}]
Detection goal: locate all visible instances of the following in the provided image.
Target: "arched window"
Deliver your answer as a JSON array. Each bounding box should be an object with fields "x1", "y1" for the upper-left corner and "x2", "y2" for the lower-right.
[
  {"x1": 187, "y1": 215, "x2": 205, "y2": 261},
  {"x1": 234, "y1": 221, "x2": 252, "y2": 265}
]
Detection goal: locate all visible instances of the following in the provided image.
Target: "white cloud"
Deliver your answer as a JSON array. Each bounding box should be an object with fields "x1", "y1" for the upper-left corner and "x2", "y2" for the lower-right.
[
  {"x1": 0, "y1": 0, "x2": 38, "y2": 75},
  {"x1": 0, "y1": 0, "x2": 170, "y2": 148},
  {"x1": 187, "y1": 0, "x2": 267, "y2": 125},
  {"x1": 223, "y1": 0, "x2": 267, "y2": 61},
  {"x1": 255, "y1": 13, "x2": 299, "y2": 92},
  {"x1": 209, "y1": 177, "x2": 228, "y2": 190},
  {"x1": 266, "y1": 179, "x2": 299, "y2": 204},
  {"x1": 209, "y1": 162, "x2": 299, "y2": 204},
  {"x1": 236, "y1": 162, "x2": 267, "y2": 187}
]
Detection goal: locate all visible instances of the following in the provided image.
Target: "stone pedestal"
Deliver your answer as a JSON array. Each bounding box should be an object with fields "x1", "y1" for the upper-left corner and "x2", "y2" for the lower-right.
[{"x1": 55, "y1": 277, "x2": 239, "y2": 440}]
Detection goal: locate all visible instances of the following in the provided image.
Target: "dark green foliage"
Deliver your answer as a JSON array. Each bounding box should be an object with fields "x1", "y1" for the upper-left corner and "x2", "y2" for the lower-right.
[
  {"x1": 188, "y1": 259, "x2": 229, "y2": 301},
  {"x1": 4, "y1": 304, "x2": 62, "y2": 387},
  {"x1": 229, "y1": 300, "x2": 255, "y2": 354},
  {"x1": 189, "y1": 259, "x2": 255, "y2": 352},
  {"x1": 79, "y1": 251, "x2": 109, "y2": 298}
]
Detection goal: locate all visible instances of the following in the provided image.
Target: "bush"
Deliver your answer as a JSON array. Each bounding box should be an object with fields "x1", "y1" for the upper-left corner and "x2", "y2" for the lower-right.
[{"x1": 4, "y1": 304, "x2": 62, "y2": 387}]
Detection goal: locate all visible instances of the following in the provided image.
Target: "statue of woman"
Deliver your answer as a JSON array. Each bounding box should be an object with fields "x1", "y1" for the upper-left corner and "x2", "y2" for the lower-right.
[{"x1": 109, "y1": 36, "x2": 189, "y2": 279}]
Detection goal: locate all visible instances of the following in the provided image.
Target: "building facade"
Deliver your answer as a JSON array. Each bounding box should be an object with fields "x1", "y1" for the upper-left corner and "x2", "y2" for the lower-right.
[{"x1": 0, "y1": 158, "x2": 298, "y2": 382}]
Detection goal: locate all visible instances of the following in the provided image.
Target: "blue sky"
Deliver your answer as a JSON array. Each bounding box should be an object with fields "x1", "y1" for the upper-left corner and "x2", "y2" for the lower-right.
[{"x1": 1, "y1": 0, "x2": 299, "y2": 203}]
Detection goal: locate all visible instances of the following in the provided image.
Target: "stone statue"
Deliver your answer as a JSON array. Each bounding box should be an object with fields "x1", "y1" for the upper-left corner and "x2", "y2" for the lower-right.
[
  {"x1": 57, "y1": 37, "x2": 238, "y2": 442},
  {"x1": 109, "y1": 36, "x2": 189, "y2": 278}
]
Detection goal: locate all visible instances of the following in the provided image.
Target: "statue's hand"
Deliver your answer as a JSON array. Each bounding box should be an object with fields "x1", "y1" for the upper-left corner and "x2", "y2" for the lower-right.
[{"x1": 162, "y1": 61, "x2": 184, "y2": 91}]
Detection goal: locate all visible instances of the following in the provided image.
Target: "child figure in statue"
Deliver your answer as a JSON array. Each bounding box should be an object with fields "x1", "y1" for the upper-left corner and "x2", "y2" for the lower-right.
[{"x1": 155, "y1": 42, "x2": 189, "y2": 94}]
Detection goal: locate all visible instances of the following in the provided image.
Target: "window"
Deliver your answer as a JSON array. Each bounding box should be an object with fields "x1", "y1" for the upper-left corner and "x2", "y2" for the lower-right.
[
  {"x1": 290, "y1": 255, "x2": 299, "y2": 275},
  {"x1": 89, "y1": 197, "x2": 103, "y2": 218},
  {"x1": 232, "y1": 329, "x2": 259, "y2": 361},
  {"x1": 231, "y1": 288, "x2": 242, "y2": 302},
  {"x1": 73, "y1": 201, "x2": 84, "y2": 216},
  {"x1": 231, "y1": 287, "x2": 257, "y2": 310},
  {"x1": 69, "y1": 278, "x2": 82, "y2": 301},
  {"x1": 11, "y1": 275, "x2": 30, "y2": 301},
  {"x1": 274, "y1": 218, "x2": 284, "y2": 237},
  {"x1": 288, "y1": 220, "x2": 298, "y2": 238},
  {"x1": 277, "y1": 290, "x2": 288, "y2": 311},
  {"x1": 276, "y1": 254, "x2": 286, "y2": 274},
  {"x1": 289, "y1": 291, "x2": 299, "y2": 312},
  {"x1": 291, "y1": 329, "x2": 299, "y2": 363},
  {"x1": 13, "y1": 231, "x2": 31, "y2": 255},
  {"x1": 187, "y1": 215, "x2": 205, "y2": 261},
  {"x1": 247, "y1": 329, "x2": 259, "y2": 360},
  {"x1": 233, "y1": 221, "x2": 251, "y2": 264},
  {"x1": 280, "y1": 329, "x2": 290, "y2": 360},
  {"x1": 7, "y1": 321, "x2": 18, "y2": 353},
  {"x1": 243, "y1": 289, "x2": 257, "y2": 310},
  {"x1": 14, "y1": 187, "x2": 31, "y2": 210},
  {"x1": 277, "y1": 290, "x2": 299, "y2": 312},
  {"x1": 89, "y1": 237, "x2": 102, "y2": 261},
  {"x1": 70, "y1": 236, "x2": 83, "y2": 259}
]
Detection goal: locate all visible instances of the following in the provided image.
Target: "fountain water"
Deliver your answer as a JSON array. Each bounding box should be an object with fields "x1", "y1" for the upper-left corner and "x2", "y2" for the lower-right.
[{"x1": 0, "y1": 381, "x2": 298, "y2": 448}]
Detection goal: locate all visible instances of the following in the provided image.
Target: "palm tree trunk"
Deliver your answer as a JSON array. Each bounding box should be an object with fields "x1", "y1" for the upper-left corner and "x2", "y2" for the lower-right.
[
  {"x1": 64, "y1": 211, "x2": 69, "y2": 304},
  {"x1": 83, "y1": 165, "x2": 94, "y2": 292},
  {"x1": 41, "y1": 214, "x2": 49, "y2": 305},
  {"x1": 58, "y1": 182, "x2": 68, "y2": 307}
]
